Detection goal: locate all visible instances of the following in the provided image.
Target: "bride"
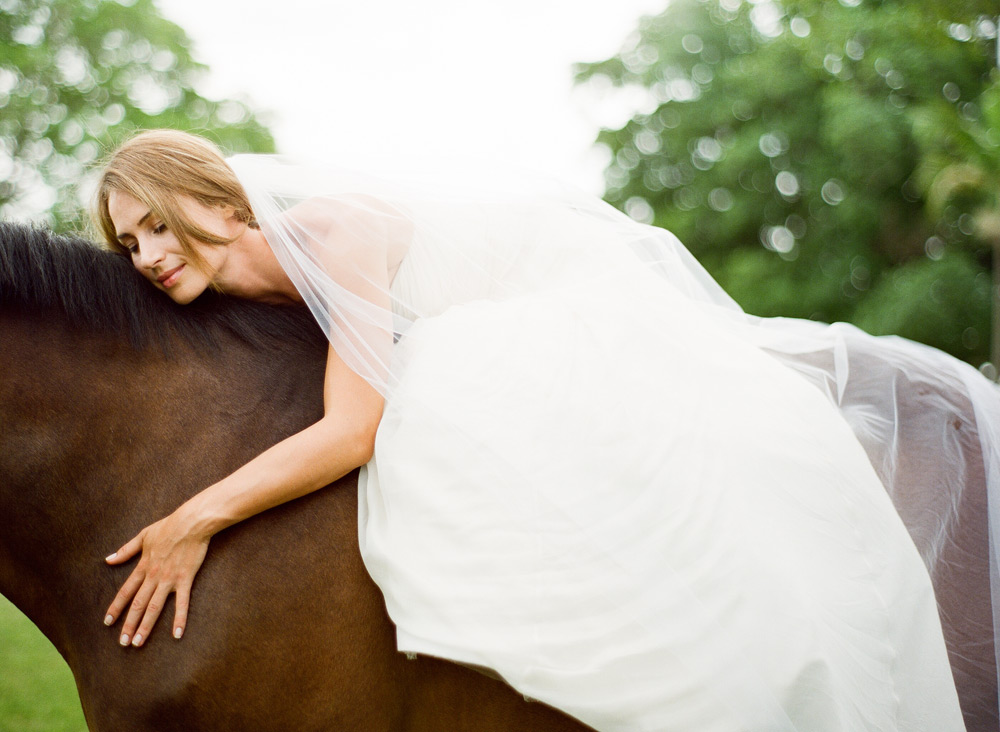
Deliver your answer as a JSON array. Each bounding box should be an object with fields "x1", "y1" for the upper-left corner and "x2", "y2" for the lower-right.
[{"x1": 92, "y1": 128, "x2": 995, "y2": 731}]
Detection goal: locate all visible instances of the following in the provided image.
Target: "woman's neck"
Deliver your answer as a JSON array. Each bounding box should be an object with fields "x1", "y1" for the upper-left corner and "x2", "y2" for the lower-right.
[{"x1": 216, "y1": 227, "x2": 303, "y2": 305}]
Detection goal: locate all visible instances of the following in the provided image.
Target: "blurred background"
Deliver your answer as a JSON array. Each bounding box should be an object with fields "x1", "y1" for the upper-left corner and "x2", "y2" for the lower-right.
[
  {"x1": 1, "y1": 0, "x2": 999, "y2": 729},
  {"x1": 2, "y1": 0, "x2": 999, "y2": 367}
]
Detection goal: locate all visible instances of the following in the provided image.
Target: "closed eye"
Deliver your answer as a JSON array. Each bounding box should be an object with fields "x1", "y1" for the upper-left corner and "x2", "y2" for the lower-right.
[{"x1": 152, "y1": 223, "x2": 166, "y2": 235}]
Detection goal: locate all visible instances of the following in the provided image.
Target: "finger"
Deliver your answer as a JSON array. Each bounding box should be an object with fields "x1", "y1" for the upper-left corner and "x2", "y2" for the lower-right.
[
  {"x1": 105, "y1": 532, "x2": 145, "y2": 565},
  {"x1": 104, "y1": 568, "x2": 146, "y2": 627},
  {"x1": 131, "y1": 585, "x2": 172, "y2": 647},
  {"x1": 171, "y1": 582, "x2": 192, "y2": 640},
  {"x1": 119, "y1": 578, "x2": 157, "y2": 647}
]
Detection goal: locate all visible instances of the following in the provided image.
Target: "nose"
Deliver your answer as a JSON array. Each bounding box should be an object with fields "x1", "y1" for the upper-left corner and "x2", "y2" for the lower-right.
[{"x1": 137, "y1": 237, "x2": 165, "y2": 271}]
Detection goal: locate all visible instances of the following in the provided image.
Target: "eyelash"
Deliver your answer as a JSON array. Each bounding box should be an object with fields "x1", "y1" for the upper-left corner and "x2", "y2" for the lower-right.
[{"x1": 124, "y1": 224, "x2": 166, "y2": 254}]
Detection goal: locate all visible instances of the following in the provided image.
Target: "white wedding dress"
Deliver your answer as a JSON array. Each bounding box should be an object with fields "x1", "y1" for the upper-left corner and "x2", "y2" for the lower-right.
[{"x1": 229, "y1": 156, "x2": 985, "y2": 731}]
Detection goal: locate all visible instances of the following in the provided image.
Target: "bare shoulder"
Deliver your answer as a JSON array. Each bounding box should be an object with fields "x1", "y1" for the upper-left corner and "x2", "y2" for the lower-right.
[{"x1": 279, "y1": 196, "x2": 412, "y2": 263}]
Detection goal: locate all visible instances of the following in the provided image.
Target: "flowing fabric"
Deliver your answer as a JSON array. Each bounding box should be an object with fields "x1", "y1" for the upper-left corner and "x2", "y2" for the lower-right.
[{"x1": 228, "y1": 154, "x2": 999, "y2": 731}]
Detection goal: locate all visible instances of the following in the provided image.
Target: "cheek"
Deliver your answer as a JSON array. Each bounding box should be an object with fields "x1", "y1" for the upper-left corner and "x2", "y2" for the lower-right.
[{"x1": 193, "y1": 244, "x2": 225, "y2": 275}]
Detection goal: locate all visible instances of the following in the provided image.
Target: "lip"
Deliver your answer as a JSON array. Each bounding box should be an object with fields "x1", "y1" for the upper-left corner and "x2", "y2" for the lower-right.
[{"x1": 157, "y1": 264, "x2": 185, "y2": 288}]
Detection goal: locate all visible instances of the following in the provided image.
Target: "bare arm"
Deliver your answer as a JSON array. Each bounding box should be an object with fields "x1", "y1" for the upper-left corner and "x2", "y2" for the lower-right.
[
  {"x1": 104, "y1": 200, "x2": 394, "y2": 647},
  {"x1": 180, "y1": 347, "x2": 380, "y2": 538}
]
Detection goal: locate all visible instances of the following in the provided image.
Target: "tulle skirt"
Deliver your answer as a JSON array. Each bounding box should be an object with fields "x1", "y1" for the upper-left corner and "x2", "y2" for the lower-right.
[{"x1": 357, "y1": 263, "x2": 965, "y2": 731}]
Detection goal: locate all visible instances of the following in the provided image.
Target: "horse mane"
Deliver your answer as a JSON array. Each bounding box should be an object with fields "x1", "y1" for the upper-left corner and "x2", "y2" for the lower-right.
[{"x1": 0, "y1": 221, "x2": 326, "y2": 353}]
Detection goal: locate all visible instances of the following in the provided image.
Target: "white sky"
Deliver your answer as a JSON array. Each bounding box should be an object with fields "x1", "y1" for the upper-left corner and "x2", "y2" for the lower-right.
[{"x1": 156, "y1": 0, "x2": 668, "y2": 194}]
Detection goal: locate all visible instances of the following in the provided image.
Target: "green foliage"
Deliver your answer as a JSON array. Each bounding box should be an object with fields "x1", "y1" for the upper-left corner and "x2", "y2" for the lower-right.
[
  {"x1": 853, "y1": 251, "x2": 992, "y2": 361},
  {"x1": 0, "y1": 0, "x2": 275, "y2": 233},
  {"x1": 0, "y1": 595, "x2": 86, "y2": 732},
  {"x1": 576, "y1": 0, "x2": 998, "y2": 364},
  {"x1": 915, "y1": 71, "x2": 1000, "y2": 244}
]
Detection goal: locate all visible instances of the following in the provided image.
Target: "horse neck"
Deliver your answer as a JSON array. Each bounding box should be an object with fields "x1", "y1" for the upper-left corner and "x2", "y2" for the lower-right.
[{"x1": 0, "y1": 309, "x2": 326, "y2": 654}]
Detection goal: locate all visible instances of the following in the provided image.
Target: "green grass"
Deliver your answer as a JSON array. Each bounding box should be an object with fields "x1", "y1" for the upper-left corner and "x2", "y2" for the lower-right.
[{"x1": 0, "y1": 594, "x2": 87, "y2": 732}]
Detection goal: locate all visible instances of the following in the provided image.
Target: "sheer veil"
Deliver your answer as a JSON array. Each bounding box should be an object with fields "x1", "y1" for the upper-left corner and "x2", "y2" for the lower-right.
[
  {"x1": 227, "y1": 153, "x2": 1000, "y2": 720},
  {"x1": 226, "y1": 154, "x2": 748, "y2": 394}
]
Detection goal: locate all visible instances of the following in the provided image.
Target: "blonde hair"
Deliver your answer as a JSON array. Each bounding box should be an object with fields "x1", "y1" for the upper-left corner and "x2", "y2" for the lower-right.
[{"x1": 92, "y1": 129, "x2": 256, "y2": 269}]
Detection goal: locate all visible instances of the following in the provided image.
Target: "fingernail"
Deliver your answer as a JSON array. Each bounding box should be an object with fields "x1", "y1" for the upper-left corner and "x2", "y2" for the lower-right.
[
  {"x1": 105, "y1": 553, "x2": 117, "y2": 561},
  {"x1": 132, "y1": 633, "x2": 143, "y2": 647},
  {"x1": 119, "y1": 633, "x2": 130, "y2": 646},
  {"x1": 174, "y1": 627, "x2": 183, "y2": 639},
  {"x1": 104, "y1": 615, "x2": 114, "y2": 626}
]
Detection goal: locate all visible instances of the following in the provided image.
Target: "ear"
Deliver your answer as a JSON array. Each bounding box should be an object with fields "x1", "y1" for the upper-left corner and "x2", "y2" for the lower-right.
[{"x1": 217, "y1": 205, "x2": 246, "y2": 232}]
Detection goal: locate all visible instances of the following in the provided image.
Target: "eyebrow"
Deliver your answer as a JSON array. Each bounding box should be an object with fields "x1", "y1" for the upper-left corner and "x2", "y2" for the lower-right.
[{"x1": 116, "y1": 210, "x2": 152, "y2": 243}]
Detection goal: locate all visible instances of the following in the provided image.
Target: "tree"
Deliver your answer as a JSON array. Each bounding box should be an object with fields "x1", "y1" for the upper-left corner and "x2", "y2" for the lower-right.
[
  {"x1": 0, "y1": 0, "x2": 274, "y2": 232},
  {"x1": 912, "y1": 69, "x2": 1000, "y2": 366},
  {"x1": 576, "y1": 0, "x2": 998, "y2": 366}
]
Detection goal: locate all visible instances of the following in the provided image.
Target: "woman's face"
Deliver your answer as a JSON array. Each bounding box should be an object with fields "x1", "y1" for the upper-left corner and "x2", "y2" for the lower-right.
[{"x1": 107, "y1": 190, "x2": 237, "y2": 305}]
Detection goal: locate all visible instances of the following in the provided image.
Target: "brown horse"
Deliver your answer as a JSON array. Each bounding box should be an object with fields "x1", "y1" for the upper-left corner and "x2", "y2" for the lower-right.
[
  {"x1": 0, "y1": 223, "x2": 589, "y2": 731},
  {"x1": 0, "y1": 222, "x2": 996, "y2": 730},
  {"x1": 770, "y1": 337, "x2": 999, "y2": 732}
]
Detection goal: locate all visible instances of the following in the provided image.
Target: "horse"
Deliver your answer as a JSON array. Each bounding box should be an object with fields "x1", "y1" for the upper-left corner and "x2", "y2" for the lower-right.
[
  {"x1": 767, "y1": 333, "x2": 999, "y2": 732},
  {"x1": 0, "y1": 222, "x2": 589, "y2": 731},
  {"x1": 0, "y1": 221, "x2": 996, "y2": 731}
]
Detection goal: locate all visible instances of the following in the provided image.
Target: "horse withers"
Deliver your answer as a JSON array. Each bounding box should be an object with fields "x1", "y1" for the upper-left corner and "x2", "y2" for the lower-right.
[{"x1": 0, "y1": 223, "x2": 588, "y2": 732}]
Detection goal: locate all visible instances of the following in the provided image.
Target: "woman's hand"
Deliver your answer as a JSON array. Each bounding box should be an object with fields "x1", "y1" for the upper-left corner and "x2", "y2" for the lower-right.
[
  {"x1": 99, "y1": 347, "x2": 382, "y2": 649},
  {"x1": 103, "y1": 508, "x2": 211, "y2": 647}
]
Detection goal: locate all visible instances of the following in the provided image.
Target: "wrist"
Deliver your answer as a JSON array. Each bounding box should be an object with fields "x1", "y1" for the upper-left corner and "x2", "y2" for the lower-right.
[{"x1": 175, "y1": 491, "x2": 228, "y2": 539}]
